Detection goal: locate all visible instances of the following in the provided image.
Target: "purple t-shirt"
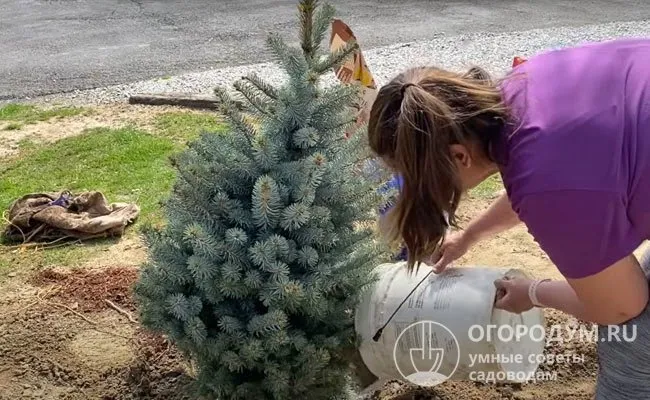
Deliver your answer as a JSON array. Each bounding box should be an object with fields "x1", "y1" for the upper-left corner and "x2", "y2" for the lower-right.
[{"x1": 495, "y1": 38, "x2": 650, "y2": 279}]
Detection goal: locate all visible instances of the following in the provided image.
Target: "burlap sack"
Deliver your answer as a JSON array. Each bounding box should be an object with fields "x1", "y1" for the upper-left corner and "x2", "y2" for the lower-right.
[{"x1": 3, "y1": 191, "x2": 139, "y2": 243}]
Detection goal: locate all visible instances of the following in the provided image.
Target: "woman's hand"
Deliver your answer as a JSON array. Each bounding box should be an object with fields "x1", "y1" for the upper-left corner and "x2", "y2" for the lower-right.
[
  {"x1": 494, "y1": 277, "x2": 535, "y2": 314},
  {"x1": 428, "y1": 192, "x2": 520, "y2": 274},
  {"x1": 429, "y1": 231, "x2": 475, "y2": 273}
]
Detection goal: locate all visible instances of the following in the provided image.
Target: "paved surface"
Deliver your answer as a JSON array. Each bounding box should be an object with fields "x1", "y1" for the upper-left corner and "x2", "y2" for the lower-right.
[{"x1": 1, "y1": 0, "x2": 649, "y2": 100}]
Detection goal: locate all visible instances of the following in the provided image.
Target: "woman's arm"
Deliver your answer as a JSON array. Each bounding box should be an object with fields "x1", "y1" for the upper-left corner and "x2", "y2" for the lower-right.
[
  {"x1": 432, "y1": 191, "x2": 520, "y2": 271},
  {"x1": 491, "y1": 188, "x2": 649, "y2": 325},
  {"x1": 498, "y1": 254, "x2": 649, "y2": 325},
  {"x1": 558, "y1": 254, "x2": 648, "y2": 325},
  {"x1": 533, "y1": 280, "x2": 594, "y2": 322}
]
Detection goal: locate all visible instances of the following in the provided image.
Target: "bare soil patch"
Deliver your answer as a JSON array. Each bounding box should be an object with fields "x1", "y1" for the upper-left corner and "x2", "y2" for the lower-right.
[
  {"x1": 82, "y1": 237, "x2": 147, "y2": 269},
  {"x1": 0, "y1": 195, "x2": 603, "y2": 399},
  {"x1": 30, "y1": 266, "x2": 138, "y2": 313},
  {"x1": 0, "y1": 265, "x2": 193, "y2": 399}
]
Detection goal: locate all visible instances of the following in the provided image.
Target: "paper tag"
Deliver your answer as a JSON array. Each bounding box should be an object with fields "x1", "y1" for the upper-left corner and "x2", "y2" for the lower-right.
[{"x1": 329, "y1": 19, "x2": 378, "y2": 137}]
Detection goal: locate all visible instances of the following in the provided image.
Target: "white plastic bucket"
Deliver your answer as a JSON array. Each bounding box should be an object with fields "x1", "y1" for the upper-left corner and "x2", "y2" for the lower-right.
[{"x1": 355, "y1": 262, "x2": 546, "y2": 385}]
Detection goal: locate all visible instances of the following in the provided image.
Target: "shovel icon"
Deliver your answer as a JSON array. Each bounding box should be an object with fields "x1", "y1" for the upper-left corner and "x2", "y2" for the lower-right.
[{"x1": 409, "y1": 321, "x2": 444, "y2": 375}]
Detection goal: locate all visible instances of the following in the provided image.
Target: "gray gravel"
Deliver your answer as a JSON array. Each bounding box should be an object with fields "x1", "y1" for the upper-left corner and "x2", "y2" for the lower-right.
[
  {"x1": 4, "y1": 0, "x2": 650, "y2": 101},
  {"x1": 27, "y1": 19, "x2": 650, "y2": 107}
]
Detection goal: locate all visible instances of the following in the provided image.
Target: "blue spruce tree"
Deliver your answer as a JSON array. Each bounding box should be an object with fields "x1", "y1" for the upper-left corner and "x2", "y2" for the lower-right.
[{"x1": 133, "y1": 1, "x2": 391, "y2": 398}]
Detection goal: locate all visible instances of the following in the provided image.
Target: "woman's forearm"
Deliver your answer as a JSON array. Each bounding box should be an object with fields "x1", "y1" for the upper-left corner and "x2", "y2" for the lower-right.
[
  {"x1": 534, "y1": 280, "x2": 592, "y2": 322},
  {"x1": 464, "y1": 191, "x2": 520, "y2": 243},
  {"x1": 534, "y1": 257, "x2": 648, "y2": 325}
]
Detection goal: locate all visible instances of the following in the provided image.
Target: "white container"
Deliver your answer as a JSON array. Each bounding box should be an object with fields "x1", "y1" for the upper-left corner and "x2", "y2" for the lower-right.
[{"x1": 355, "y1": 262, "x2": 545, "y2": 386}]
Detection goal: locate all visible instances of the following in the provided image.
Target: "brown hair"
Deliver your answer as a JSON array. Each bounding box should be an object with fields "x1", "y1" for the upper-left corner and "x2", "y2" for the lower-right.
[{"x1": 368, "y1": 66, "x2": 509, "y2": 272}]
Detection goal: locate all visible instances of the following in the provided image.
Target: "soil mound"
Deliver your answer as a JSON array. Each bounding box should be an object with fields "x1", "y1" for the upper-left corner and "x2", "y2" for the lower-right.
[{"x1": 30, "y1": 266, "x2": 138, "y2": 312}]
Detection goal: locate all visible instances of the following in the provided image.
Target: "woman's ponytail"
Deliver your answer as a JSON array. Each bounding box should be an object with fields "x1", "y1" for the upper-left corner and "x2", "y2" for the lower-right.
[
  {"x1": 368, "y1": 66, "x2": 508, "y2": 272},
  {"x1": 384, "y1": 81, "x2": 464, "y2": 272}
]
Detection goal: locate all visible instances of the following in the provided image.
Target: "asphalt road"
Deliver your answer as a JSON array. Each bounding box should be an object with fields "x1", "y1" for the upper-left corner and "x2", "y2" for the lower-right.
[{"x1": 1, "y1": 0, "x2": 649, "y2": 100}]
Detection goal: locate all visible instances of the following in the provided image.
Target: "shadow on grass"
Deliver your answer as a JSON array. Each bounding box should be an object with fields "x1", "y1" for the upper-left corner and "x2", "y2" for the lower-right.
[{"x1": 0, "y1": 235, "x2": 126, "y2": 278}]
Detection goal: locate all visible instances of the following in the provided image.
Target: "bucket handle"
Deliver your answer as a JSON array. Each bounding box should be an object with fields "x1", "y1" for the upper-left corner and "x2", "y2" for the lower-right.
[
  {"x1": 372, "y1": 268, "x2": 434, "y2": 342},
  {"x1": 493, "y1": 273, "x2": 516, "y2": 304}
]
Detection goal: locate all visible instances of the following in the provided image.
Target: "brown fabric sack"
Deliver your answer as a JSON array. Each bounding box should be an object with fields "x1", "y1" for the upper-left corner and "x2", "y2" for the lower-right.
[{"x1": 3, "y1": 191, "x2": 139, "y2": 243}]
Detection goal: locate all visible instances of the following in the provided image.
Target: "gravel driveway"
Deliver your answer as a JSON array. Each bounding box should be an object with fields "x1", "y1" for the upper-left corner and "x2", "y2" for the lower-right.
[{"x1": 2, "y1": 0, "x2": 650, "y2": 101}]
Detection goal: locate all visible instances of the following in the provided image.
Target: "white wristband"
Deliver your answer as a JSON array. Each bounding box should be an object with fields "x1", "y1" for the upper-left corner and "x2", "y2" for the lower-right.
[{"x1": 528, "y1": 279, "x2": 551, "y2": 307}]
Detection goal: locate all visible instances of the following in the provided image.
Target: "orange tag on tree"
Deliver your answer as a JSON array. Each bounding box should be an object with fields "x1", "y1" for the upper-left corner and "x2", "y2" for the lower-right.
[
  {"x1": 330, "y1": 19, "x2": 377, "y2": 138},
  {"x1": 512, "y1": 56, "x2": 527, "y2": 67}
]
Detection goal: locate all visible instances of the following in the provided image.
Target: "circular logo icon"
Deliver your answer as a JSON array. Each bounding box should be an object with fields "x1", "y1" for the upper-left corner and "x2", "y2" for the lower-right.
[{"x1": 393, "y1": 320, "x2": 460, "y2": 387}]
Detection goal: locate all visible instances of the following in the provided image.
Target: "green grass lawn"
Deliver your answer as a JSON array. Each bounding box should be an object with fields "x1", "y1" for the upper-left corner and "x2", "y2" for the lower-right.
[
  {"x1": 0, "y1": 102, "x2": 500, "y2": 277},
  {"x1": 469, "y1": 173, "x2": 503, "y2": 199},
  {"x1": 154, "y1": 111, "x2": 226, "y2": 143},
  {"x1": 0, "y1": 107, "x2": 227, "y2": 275},
  {"x1": 0, "y1": 103, "x2": 90, "y2": 126},
  {"x1": 1, "y1": 127, "x2": 177, "y2": 223}
]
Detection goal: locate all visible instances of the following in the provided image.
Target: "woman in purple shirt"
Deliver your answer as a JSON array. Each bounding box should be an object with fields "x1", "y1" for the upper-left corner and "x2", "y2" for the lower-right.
[{"x1": 368, "y1": 38, "x2": 650, "y2": 398}]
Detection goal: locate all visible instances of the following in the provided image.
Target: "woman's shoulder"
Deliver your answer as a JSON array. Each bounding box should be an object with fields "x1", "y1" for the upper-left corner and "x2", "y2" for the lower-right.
[
  {"x1": 501, "y1": 38, "x2": 650, "y2": 93},
  {"x1": 531, "y1": 37, "x2": 650, "y2": 60},
  {"x1": 505, "y1": 38, "x2": 650, "y2": 79},
  {"x1": 501, "y1": 38, "x2": 650, "y2": 102},
  {"x1": 497, "y1": 39, "x2": 648, "y2": 183}
]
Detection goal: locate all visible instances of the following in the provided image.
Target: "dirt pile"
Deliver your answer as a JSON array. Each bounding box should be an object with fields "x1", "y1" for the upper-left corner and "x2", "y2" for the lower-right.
[
  {"x1": 0, "y1": 304, "x2": 98, "y2": 399},
  {"x1": 30, "y1": 266, "x2": 138, "y2": 312},
  {"x1": 0, "y1": 302, "x2": 193, "y2": 400},
  {"x1": 2, "y1": 264, "x2": 600, "y2": 399},
  {"x1": 100, "y1": 330, "x2": 194, "y2": 400},
  {"x1": 2, "y1": 263, "x2": 600, "y2": 400},
  {"x1": 536, "y1": 312, "x2": 598, "y2": 381},
  {"x1": 0, "y1": 265, "x2": 195, "y2": 399}
]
